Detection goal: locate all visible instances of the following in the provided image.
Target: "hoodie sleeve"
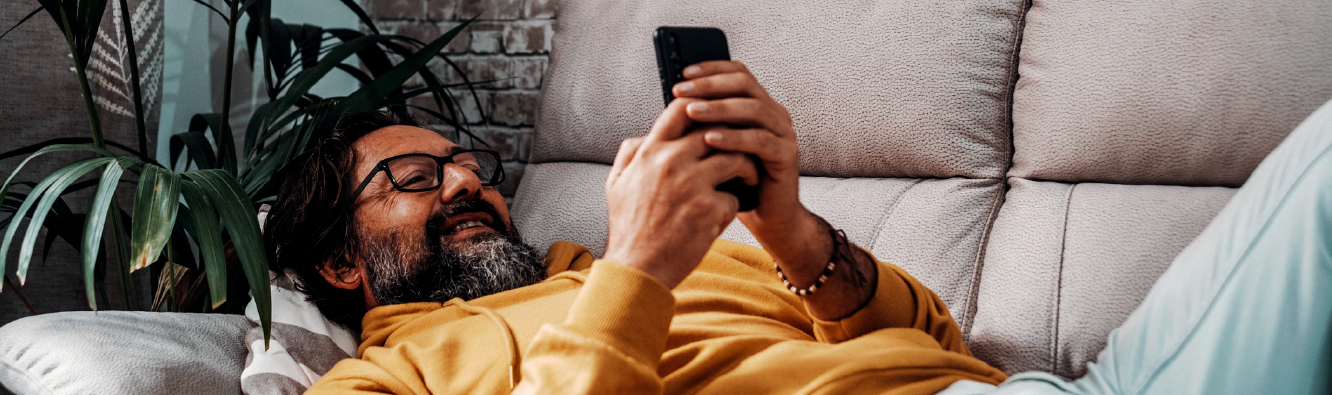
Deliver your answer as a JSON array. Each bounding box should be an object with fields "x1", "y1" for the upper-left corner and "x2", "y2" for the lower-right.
[
  {"x1": 809, "y1": 251, "x2": 972, "y2": 356},
  {"x1": 512, "y1": 260, "x2": 676, "y2": 395}
]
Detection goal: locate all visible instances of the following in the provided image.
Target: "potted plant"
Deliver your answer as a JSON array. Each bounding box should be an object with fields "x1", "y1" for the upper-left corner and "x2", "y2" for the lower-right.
[{"x1": 0, "y1": 0, "x2": 490, "y2": 342}]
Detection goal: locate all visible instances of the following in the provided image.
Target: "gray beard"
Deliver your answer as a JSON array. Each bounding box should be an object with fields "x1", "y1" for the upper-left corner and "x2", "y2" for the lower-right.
[{"x1": 358, "y1": 206, "x2": 547, "y2": 305}]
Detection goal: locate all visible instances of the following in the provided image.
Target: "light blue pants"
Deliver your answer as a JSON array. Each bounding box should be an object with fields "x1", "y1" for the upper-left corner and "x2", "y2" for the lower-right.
[{"x1": 944, "y1": 99, "x2": 1332, "y2": 395}]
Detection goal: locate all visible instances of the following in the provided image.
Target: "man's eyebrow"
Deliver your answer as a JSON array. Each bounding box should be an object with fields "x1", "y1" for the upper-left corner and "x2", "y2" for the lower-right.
[{"x1": 444, "y1": 145, "x2": 466, "y2": 156}]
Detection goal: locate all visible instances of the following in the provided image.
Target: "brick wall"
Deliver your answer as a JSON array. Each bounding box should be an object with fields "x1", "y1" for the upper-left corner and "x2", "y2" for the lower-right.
[{"x1": 370, "y1": 0, "x2": 556, "y2": 200}]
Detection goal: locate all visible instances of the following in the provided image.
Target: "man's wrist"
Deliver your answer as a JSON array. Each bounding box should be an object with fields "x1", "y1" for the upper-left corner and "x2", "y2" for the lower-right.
[
  {"x1": 775, "y1": 212, "x2": 878, "y2": 321},
  {"x1": 770, "y1": 209, "x2": 834, "y2": 280}
]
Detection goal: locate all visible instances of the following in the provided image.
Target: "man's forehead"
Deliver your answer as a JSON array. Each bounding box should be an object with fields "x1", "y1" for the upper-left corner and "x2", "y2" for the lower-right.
[{"x1": 355, "y1": 125, "x2": 458, "y2": 159}]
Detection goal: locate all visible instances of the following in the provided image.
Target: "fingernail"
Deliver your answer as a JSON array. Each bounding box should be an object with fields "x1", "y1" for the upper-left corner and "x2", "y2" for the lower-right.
[
  {"x1": 688, "y1": 102, "x2": 708, "y2": 113},
  {"x1": 704, "y1": 130, "x2": 724, "y2": 141},
  {"x1": 683, "y1": 65, "x2": 701, "y2": 77},
  {"x1": 676, "y1": 81, "x2": 694, "y2": 93}
]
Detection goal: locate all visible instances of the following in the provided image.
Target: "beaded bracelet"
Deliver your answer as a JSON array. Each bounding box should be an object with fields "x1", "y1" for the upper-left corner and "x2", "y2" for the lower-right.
[
  {"x1": 776, "y1": 260, "x2": 835, "y2": 296},
  {"x1": 774, "y1": 217, "x2": 852, "y2": 296}
]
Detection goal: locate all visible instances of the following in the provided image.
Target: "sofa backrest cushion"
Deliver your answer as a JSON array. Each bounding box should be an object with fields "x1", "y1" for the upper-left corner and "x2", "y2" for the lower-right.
[
  {"x1": 532, "y1": 0, "x2": 1025, "y2": 179},
  {"x1": 517, "y1": 0, "x2": 1030, "y2": 337},
  {"x1": 1008, "y1": 0, "x2": 1332, "y2": 187}
]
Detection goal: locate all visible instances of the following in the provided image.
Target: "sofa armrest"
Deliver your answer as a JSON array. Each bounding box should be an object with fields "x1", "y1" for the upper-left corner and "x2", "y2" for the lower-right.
[{"x1": 0, "y1": 311, "x2": 251, "y2": 395}]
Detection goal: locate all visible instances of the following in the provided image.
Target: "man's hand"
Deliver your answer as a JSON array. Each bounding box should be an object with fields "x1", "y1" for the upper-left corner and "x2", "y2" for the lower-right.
[
  {"x1": 674, "y1": 61, "x2": 875, "y2": 320},
  {"x1": 602, "y1": 98, "x2": 760, "y2": 289}
]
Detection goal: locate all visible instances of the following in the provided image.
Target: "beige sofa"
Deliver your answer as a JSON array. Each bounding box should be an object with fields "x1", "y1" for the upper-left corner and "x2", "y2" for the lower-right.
[
  {"x1": 512, "y1": 0, "x2": 1332, "y2": 380},
  {"x1": 1, "y1": 0, "x2": 1329, "y2": 393}
]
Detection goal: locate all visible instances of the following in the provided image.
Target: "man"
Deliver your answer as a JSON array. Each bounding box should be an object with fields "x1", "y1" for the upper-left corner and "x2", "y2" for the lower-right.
[{"x1": 267, "y1": 61, "x2": 1332, "y2": 394}]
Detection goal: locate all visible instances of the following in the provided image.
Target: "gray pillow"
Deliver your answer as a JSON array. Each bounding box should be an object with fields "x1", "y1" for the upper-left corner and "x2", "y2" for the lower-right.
[{"x1": 0, "y1": 311, "x2": 250, "y2": 395}]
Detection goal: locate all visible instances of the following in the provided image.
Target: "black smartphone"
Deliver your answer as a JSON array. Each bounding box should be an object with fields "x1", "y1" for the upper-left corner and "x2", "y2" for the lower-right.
[{"x1": 653, "y1": 26, "x2": 760, "y2": 212}]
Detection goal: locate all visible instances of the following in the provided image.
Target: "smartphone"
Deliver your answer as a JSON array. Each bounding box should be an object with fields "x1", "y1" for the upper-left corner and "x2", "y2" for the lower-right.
[{"x1": 654, "y1": 26, "x2": 760, "y2": 212}]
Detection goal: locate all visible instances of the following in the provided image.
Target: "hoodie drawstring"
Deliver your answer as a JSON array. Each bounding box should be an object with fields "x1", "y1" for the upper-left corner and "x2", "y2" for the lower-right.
[{"x1": 455, "y1": 301, "x2": 522, "y2": 390}]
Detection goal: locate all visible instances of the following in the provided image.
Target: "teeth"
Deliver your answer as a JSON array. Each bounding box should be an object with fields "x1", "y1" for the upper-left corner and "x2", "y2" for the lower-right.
[{"x1": 452, "y1": 220, "x2": 486, "y2": 233}]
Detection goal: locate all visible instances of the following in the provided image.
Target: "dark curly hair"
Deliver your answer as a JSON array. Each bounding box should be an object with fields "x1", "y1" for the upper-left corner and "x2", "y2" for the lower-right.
[{"x1": 263, "y1": 109, "x2": 427, "y2": 330}]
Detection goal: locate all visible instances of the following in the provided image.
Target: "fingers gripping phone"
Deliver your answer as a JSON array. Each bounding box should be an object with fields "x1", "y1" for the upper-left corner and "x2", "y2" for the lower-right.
[{"x1": 654, "y1": 26, "x2": 761, "y2": 212}]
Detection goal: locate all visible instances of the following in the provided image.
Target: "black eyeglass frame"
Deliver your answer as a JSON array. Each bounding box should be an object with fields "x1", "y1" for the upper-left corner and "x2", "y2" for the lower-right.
[{"x1": 348, "y1": 150, "x2": 505, "y2": 203}]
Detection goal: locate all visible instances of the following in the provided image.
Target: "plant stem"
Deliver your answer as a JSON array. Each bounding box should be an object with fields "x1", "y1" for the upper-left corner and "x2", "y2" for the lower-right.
[
  {"x1": 74, "y1": 59, "x2": 106, "y2": 149},
  {"x1": 117, "y1": 0, "x2": 151, "y2": 161},
  {"x1": 109, "y1": 209, "x2": 137, "y2": 310},
  {"x1": 165, "y1": 240, "x2": 177, "y2": 312},
  {"x1": 3, "y1": 274, "x2": 37, "y2": 315},
  {"x1": 220, "y1": 0, "x2": 240, "y2": 166},
  {"x1": 56, "y1": 4, "x2": 105, "y2": 149}
]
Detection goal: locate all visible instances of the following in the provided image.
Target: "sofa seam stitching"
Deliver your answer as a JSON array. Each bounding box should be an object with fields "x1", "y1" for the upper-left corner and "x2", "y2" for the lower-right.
[
  {"x1": 961, "y1": 178, "x2": 1007, "y2": 342},
  {"x1": 1052, "y1": 183, "x2": 1075, "y2": 376},
  {"x1": 1000, "y1": 0, "x2": 1034, "y2": 179},
  {"x1": 866, "y1": 178, "x2": 924, "y2": 253}
]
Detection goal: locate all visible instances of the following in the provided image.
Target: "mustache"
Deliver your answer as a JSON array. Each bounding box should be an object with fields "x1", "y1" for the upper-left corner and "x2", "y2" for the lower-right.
[{"x1": 425, "y1": 198, "x2": 508, "y2": 235}]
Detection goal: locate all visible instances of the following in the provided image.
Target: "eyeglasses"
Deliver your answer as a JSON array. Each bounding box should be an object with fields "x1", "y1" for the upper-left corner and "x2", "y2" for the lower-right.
[{"x1": 349, "y1": 150, "x2": 504, "y2": 203}]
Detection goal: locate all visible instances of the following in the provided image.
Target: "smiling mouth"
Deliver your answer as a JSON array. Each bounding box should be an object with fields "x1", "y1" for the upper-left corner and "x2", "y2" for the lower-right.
[
  {"x1": 449, "y1": 220, "x2": 490, "y2": 234},
  {"x1": 439, "y1": 211, "x2": 499, "y2": 237}
]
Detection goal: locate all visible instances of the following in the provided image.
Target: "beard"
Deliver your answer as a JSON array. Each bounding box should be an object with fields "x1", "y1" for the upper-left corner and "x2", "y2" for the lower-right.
[{"x1": 357, "y1": 199, "x2": 547, "y2": 305}]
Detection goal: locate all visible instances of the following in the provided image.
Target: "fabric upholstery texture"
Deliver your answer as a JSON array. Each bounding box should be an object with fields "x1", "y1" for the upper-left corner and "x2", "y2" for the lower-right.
[
  {"x1": 514, "y1": 165, "x2": 1004, "y2": 331},
  {"x1": 1008, "y1": 0, "x2": 1332, "y2": 186},
  {"x1": 533, "y1": 0, "x2": 1025, "y2": 178},
  {"x1": 968, "y1": 179, "x2": 1236, "y2": 378},
  {"x1": 511, "y1": 162, "x2": 613, "y2": 257},
  {"x1": 721, "y1": 177, "x2": 1004, "y2": 331},
  {"x1": 0, "y1": 311, "x2": 250, "y2": 395}
]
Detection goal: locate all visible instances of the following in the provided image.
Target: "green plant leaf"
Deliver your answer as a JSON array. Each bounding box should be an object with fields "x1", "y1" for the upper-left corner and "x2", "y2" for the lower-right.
[
  {"x1": 332, "y1": 18, "x2": 475, "y2": 115},
  {"x1": 186, "y1": 169, "x2": 270, "y2": 345},
  {"x1": 37, "y1": 194, "x2": 80, "y2": 265},
  {"x1": 335, "y1": 0, "x2": 379, "y2": 35},
  {"x1": 80, "y1": 158, "x2": 125, "y2": 310},
  {"x1": 376, "y1": 79, "x2": 504, "y2": 108},
  {"x1": 169, "y1": 130, "x2": 218, "y2": 170},
  {"x1": 265, "y1": 19, "x2": 294, "y2": 93},
  {"x1": 4, "y1": 156, "x2": 115, "y2": 286},
  {"x1": 1, "y1": 6, "x2": 45, "y2": 41},
  {"x1": 249, "y1": 34, "x2": 393, "y2": 143},
  {"x1": 37, "y1": 0, "x2": 111, "y2": 66},
  {"x1": 179, "y1": 180, "x2": 227, "y2": 309},
  {"x1": 292, "y1": 24, "x2": 323, "y2": 71},
  {"x1": 323, "y1": 29, "x2": 397, "y2": 81},
  {"x1": 129, "y1": 165, "x2": 181, "y2": 272},
  {"x1": 190, "y1": 114, "x2": 238, "y2": 174},
  {"x1": 333, "y1": 63, "x2": 374, "y2": 87},
  {"x1": 187, "y1": 0, "x2": 228, "y2": 23},
  {"x1": 2, "y1": 188, "x2": 86, "y2": 269},
  {"x1": 0, "y1": 138, "x2": 142, "y2": 163},
  {"x1": 1, "y1": 144, "x2": 115, "y2": 204}
]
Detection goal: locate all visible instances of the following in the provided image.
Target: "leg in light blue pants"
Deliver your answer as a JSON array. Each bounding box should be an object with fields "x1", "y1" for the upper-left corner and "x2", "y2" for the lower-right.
[{"x1": 944, "y1": 99, "x2": 1332, "y2": 395}]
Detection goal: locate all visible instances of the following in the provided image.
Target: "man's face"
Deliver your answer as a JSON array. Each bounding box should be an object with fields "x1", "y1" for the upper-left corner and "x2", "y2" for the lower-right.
[{"x1": 340, "y1": 125, "x2": 545, "y2": 307}]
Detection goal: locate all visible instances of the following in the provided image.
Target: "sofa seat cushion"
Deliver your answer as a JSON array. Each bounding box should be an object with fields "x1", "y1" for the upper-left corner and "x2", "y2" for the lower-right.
[
  {"x1": 968, "y1": 179, "x2": 1235, "y2": 378},
  {"x1": 0, "y1": 311, "x2": 251, "y2": 395},
  {"x1": 512, "y1": 162, "x2": 1005, "y2": 331}
]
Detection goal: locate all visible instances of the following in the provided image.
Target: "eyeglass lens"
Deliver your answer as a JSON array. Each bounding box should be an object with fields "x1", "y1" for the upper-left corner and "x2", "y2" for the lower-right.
[{"x1": 385, "y1": 152, "x2": 500, "y2": 190}]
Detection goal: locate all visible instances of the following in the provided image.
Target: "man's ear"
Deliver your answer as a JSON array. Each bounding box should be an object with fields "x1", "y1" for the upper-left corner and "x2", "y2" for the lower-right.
[{"x1": 318, "y1": 260, "x2": 363, "y2": 290}]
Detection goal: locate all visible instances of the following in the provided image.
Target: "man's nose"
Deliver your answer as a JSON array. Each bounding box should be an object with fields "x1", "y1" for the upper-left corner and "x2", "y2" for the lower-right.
[{"x1": 437, "y1": 163, "x2": 483, "y2": 203}]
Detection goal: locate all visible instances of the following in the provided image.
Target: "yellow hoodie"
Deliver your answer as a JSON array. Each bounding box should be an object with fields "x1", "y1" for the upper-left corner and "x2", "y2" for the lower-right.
[{"x1": 308, "y1": 239, "x2": 1007, "y2": 395}]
